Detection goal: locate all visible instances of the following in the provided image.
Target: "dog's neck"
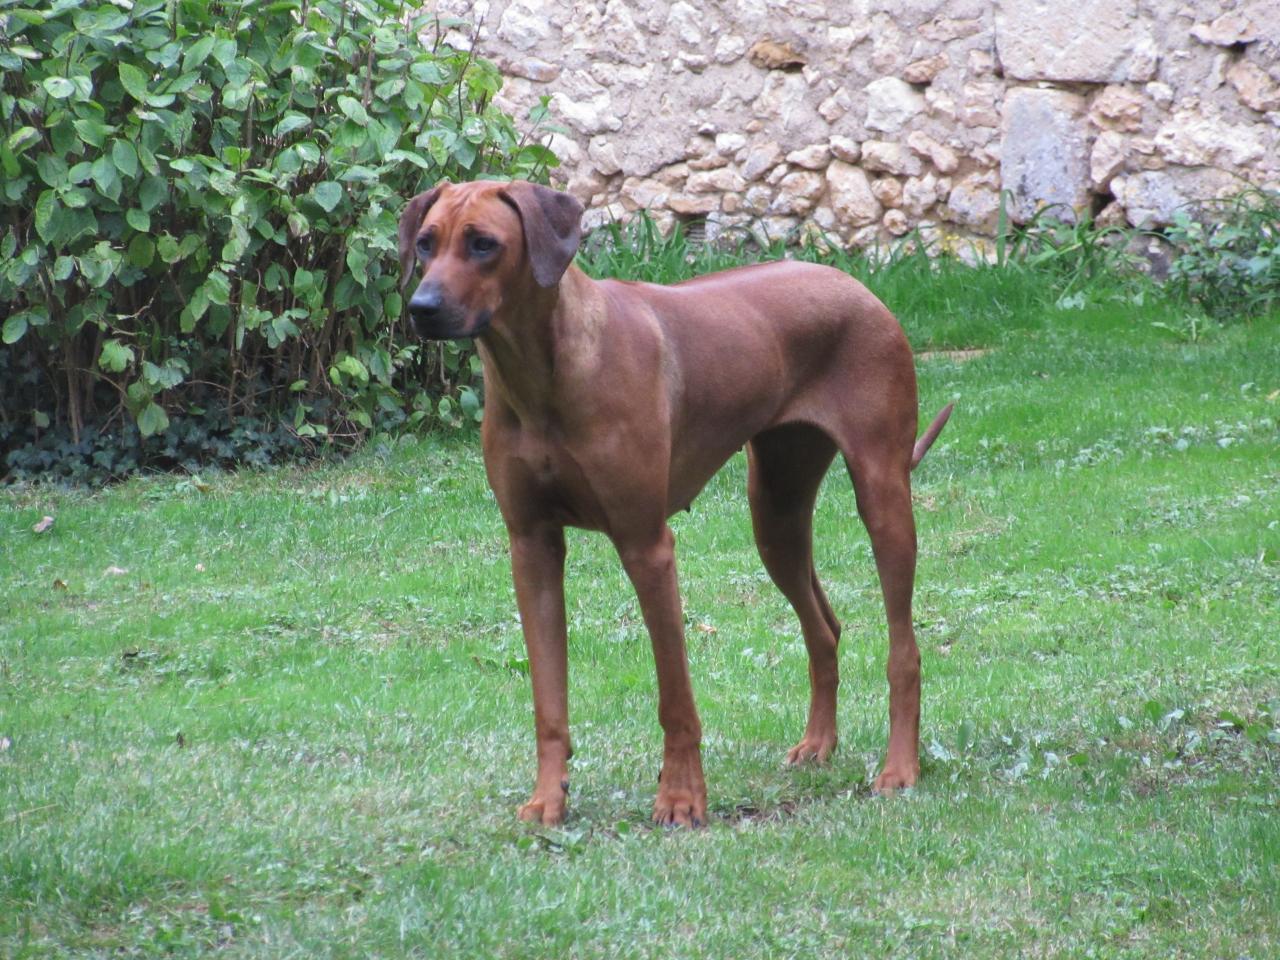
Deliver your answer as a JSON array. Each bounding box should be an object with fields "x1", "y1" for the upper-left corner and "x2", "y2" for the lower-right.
[{"x1": 476, "y1": 266, "x2": 595, "y2": 426}]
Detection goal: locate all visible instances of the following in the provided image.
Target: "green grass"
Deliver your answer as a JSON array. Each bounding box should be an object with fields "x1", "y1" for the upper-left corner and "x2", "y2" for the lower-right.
[{"x1": 2, "y1": 263, "x2": 1278, "y2": 957}]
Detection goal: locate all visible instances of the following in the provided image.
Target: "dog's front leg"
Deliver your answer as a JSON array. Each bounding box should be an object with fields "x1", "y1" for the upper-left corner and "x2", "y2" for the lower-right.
[
  {"x1": 617, "y1": 526, "x2": 708, "y2": 827},
  {"x1": 509, "y1": 527, "x2": 572, "y2": 825}
]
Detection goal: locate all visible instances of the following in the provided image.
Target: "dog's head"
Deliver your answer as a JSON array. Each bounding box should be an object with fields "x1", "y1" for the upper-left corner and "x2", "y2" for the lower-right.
[{"x1": 397, "y1": 180, "x2": 584, "y2": 340}]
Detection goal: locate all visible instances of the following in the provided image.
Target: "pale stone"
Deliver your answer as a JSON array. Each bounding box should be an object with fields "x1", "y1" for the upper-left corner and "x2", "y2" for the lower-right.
[
  {"x1": 581, "y1": 201, "x2": 627, "y2": 232},
  {"x1": 1228, "y1": 60, "x2": 1280, "y2": 113},
  {"x1": 1090, "y1": 132, "x2": 1127, "y2": 190},
  {"x1": 1127, "y1": 36, "x2": 1160, "y2": 82},
  {"x1": 945, "y1": 171, "x2": 1001, "y2": 234},
  {"x1": 688, "y1": 167, "x2": 746, "y2": 194},
  {"x1": 829, "y1": 136, "x2": 861, "y2": 164},
  {"x1": 871, "y1": 177, "x2": 903, "y2": 207},
  {"x1": 1190, "y1": 12, "x2": 1259, "y2": 46},
  {"x1": 826, "y1": 160, "x2": 882, "y2": 227},
  {"x1": 771, "y1": 171, "x2": 825, "y2": 214},
  {"x1": 861, "y1": 140, "x2": 922, "y2": 176},
  {"x1": 996, "y1": 0, "x2": 1148, "y2": 83},
  {"x1": 1146, "y1": 82, "x2": 1174, "y2": 109},
  {"x1": 766, "y1": 163, "x2": 790, "y2": 186},
  {"x1": 620, "y1": 177, "x2": 671, "y2": 211},
  {"x1": 716, "y1": 133, "x2": 748, "y2": 156},
  {"x1": 960, "y1": 80, "x2": 1001, "y2": 128},
  {"x1": 667, "y1": 192, "x2": 720, "y2": 216},
  {"x1": 496, "y1": 0, "x2": 553, "y2": 52},
  {"x1": 1089, "y1": 86, "x2": 1144, "y2": 132},
  {"x1": 1095, "y1": 200, "x2": 1127, "y2": 229},
  {"x1": 904, "y1": 54, "x2": 948, "y2": 85},
  {"x1": 967, "y1": 49, "x2": 996, "y2": 76},
  {"x1": 1112, "y1": 169, "x2": 1239, "y2": 228},
  {"x1": 818, "y1": 88, "x2": 852, "y2": 123},
  {"x1": 866, "y1": 77, "x2": 927, "y2": 132},
  {"x1": 552, "y1": 89, "x2": 621, "y2": 135},
  {"x1": 502, "y1": 57, "x2": 562, "y2": 83},
  {"x1": 1154, "y1": 113, "x2": 1267, "y2": 168},
  {"x1": 654, "y1": 163, "x2": 690, "y2": 187},
  {"x1": 756, "y1": 215, "x2": 800, "y2": 243},
  {"x1": 1001, "y1": 87, "x2": 1091, "y2": 223},
  {"x1": 902, "y1": 174, "x2": 942, "y2": 217},
  {"x1": 786, "y1": 144, "x2": 831, "y2": 169},
  {"x1": 668, "y1": 1, "x2": 703, "y2": 45},
  {"x1": 721, "y1": 192, "x2": 742, "y2": 214},
  {"x1": 741, "y1": 141, "x2": 783, "y2": 181},
  {"x1": 686, "y1": 153, "x2": 730, "y2": 172},
  {"x1": 883, "y1": 209, "x2": 911, "y2": 236},
  {"x1": 828, "y1": 24, "x2": 871, "y2": 51},
  {"x1": 906, "y1": 131, "x2": 959, "y2": 174},
  {"x1": 714, "y1": 34, "x2": 749, "y2": 64},
  {"x1": 918, "y1": 18, "x2": 983, "y2": 42},
  {"x1": 743, "y1": 185, "x2": 773, "y2": 215},
  {"x1": 588, "y1": 137, "x2": 623, "y2": 176}
]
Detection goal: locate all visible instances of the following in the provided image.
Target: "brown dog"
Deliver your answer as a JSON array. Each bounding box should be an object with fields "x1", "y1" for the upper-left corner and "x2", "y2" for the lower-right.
[{"x1": 399, "y1": 180, "x2": 952, "y2": 827}]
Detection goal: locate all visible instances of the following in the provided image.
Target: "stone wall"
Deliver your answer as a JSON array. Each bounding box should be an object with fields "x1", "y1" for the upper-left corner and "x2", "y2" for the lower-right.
[{"x1": 436, "y1": 0, "x2": 1280, "y2": 253}]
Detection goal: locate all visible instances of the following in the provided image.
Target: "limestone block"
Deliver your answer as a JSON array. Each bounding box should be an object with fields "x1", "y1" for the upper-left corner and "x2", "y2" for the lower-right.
[
  {"x1": 907, "y1": 131, "x2": 959, "y2": 173},
  {"x1": 883, "y1": 209, "x2": 911, "y2": 236},
  {"x1": 743, "y1": 185, "x2": 773, "y2": 215},
  {"x1": 995, "y1": 0, "x2": 1150, "y2": 83},
  {"x1": 872, "y1": 177, "x2": 903, "y2": 208},
  {"x1": 667, "y1": 192, "x2": 721, "y2": 216},
  {"x1": 748, "y1": 39, "x2": 807, "y2": 71},
  {"x1": 741, "y1": 141, "x2": 783, "y2": 181},
  {"x1": 960, "y1": 80, "x2": 1002, "y2": 128},
  {"x1": 715, "y1": 35, "x2": 749, "y2": 64},
  {"x1": 496, "y1": 0, "x2": 555, "y2": 52},
  {"x1": 945, "y1": 171, "x2": 1001, "y2": 234},
  {"x1": 902, "y1": 173, "x2": 943, "y2": 217},
  {"x1": 1228, "y1": 60, "x2": 1280, "y2": 113},
  {"x1": 861, "y1": 140, "x2": 923, "y2": 176},
  {"x1": 786, "y1": 144, "x2": 831, "y2": 169},
  {"x1": 826, "y1": 161, "x2": 883, "y2": 227},
  {"x1": 819, "y1": 88, "x2": 852, "y2": 123},
  {"x1": 688, "y1": 168, "x2": 747, "y2": 194},
  {"x1": 581, "y1": 201, "x2": 627, "y2": 232},
  {"x1": 1190, "y1": 12, "x2": 1259, "y2": 46},
  {"x1": 1089, "y1": 86, "x2": 1144, "y2": 132},
  {"x1": 904, "y1": 54, "x2": 949, "y2": 84},
  {"x1": 1000, "y1": 87, "x2": 1091, "y2": 223},
  {"x1": 620, "y1": 177, "x2": 671, "y2": 211},
  {"x1": 1090, "y1": 131, "x2": 1127, "y2": 190},
  {"x1": 771, "y1": 171, "x2": 825, "y2": 214},
  {"x1": 588, "y1": 137, "x2": 623, "y2": 176},
  {"x1": 716, "y1": 133, "x2": 748, "y2": 156},
  {"x1": 669, "y1": 1, "x2": 704, "y2": 46},
  {"x1": 866, "y1": 77, "x2": 927, "y2": 132},
  {"x1": 1154, "y1": 113, "x2": 1267, "y2": 168},
  {"x1": 829, "y1": 136, "x2": 861, "y2": 164},
  {"x1": 1112, "y1": 169, "x2": 1239, "y2": 228}
]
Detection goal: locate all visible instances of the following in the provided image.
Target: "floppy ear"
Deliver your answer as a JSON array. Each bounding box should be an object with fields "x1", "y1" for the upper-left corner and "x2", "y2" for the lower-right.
[
  {"x1": 500, "y1": 182, "x2": 584, "y2": 288},
  {"x1": 398, "y1": 185, "x2": 446, "y2": 289}
]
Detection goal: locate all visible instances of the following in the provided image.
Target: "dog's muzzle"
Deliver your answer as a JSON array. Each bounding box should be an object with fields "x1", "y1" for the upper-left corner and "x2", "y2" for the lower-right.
[{"x1": 408, "y1": 280, "x2": 489, "y2": 340}]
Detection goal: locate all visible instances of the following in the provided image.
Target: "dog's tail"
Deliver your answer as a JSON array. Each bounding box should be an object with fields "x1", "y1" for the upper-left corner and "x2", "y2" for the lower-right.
[{"x1": 911, "y1": 403, "x2": 954, "y2": 470}]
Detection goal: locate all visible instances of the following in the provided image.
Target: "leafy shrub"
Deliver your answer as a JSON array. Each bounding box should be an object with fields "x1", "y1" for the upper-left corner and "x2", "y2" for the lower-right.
[
  {"x1": 0, "y1": 0, "x2": 555, "y2": 482},
  {"x1": 1165, "y1": 190, "x2": 1280, "y2": 321}
]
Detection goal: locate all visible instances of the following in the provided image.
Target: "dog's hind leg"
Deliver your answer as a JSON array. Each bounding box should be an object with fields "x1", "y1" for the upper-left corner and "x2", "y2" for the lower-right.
[
  {"x1": 747, "y1": 423, "x2": 843, "y2": 765},
  {"x1": 842, "y1": 441, "x2": 922, "y2": 794}
]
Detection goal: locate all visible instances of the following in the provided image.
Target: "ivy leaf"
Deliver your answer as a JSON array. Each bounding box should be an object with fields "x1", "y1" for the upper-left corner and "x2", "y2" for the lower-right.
[
  {"x1": 112, "y1": 140, "x2": 138, "y2": 179},
  {"x1": 3, "y1": 314, "x2": 28, "y2": 344},
  {"x1": 312, "y1": 181, "x2": 342, "y2": 212},
  {"x1": 337, "y1": 95, "x2": 369, "y2": 125},
  {"x1": 118, "y1": 63, "x2": 149, "y2": 102},
  {"x1": 99, "y1": 339, "x2": 135, "y2": 373},
  {"x1": 136, "y1": 401, "x2": 169, "y2": 437},
  {"x1": 42, "y1": 76, "x2": 76, "y2": 99},
  {"x1": 125, "y1": 208, "x2": 150, "y2": 232}
]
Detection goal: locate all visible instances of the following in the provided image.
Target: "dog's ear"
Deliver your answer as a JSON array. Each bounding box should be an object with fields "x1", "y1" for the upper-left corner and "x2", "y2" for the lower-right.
[
  {"x1": 398, "y1": 185, "x2": 446, "y2": 289},
  {"x1": 500, "y1": 182, "x2": 584, "y2": 288}
]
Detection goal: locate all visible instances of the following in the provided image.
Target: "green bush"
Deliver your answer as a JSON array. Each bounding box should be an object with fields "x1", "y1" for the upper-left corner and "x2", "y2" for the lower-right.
[
  {"x1": 1165, "y1": 190, "x2": 1280, "y2": 322},
  {"x1": 0, "y1": 0, "x2": 555, "y2": 482}
]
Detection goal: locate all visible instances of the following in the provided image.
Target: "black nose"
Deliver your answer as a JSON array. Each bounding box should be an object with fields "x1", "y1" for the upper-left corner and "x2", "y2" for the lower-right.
[{"x1": 409, "y1": 281, "x2": 444, "y2": 321}]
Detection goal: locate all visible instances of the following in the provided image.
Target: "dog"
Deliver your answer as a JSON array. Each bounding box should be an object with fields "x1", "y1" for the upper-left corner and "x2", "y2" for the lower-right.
[{"x1": 399, "y1": 179, "x2": 952, "y2": 827}]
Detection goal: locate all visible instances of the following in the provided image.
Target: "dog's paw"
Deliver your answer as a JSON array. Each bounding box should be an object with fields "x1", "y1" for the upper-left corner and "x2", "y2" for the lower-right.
[
  {"x1": 785, "y1": 733, "x2": 837, "y2": 766},
  {"x1": 517, "y1": 780, "x2": 568, "y2": 826},
  {"x1": 652, "y1": 789, "x2": 707, "y2": 829},
  {"x1": 871, "y1": 762, "x2": 919, "y2": 796}
]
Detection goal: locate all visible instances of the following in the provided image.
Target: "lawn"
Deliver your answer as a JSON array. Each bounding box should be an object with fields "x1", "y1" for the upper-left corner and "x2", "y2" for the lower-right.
[{"x1": 2, "y1": 267, "x2": 1278, "y2": 957}]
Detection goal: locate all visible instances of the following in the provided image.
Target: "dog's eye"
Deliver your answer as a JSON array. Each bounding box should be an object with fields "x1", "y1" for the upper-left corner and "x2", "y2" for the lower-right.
[
  {"x1": 469, "y1": 235, "x2": 499, "y2": 257},
  {"x1": 416, "y1": 234, "x2": 435, "y2": 258}
]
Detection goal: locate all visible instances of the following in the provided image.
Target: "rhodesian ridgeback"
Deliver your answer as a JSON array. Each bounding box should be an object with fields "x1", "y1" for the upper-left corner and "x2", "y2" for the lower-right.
[{"x1": 399, "y1": 180, "x2": 952, "y2": 827}]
